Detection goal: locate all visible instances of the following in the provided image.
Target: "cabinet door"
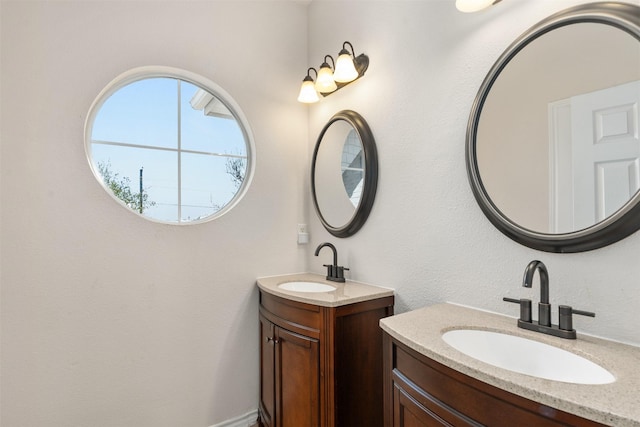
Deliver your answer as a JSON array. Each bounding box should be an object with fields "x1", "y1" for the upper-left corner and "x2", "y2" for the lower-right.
[
  {"x1": 259, "y1": 314, "x2": 276, "y2": 427},
  {"x1": 394, "y1": 385, "x2": 449, "y2": 427},
  {"x1": 276, "y1": 327, "x2": 320, "y2": 427}
]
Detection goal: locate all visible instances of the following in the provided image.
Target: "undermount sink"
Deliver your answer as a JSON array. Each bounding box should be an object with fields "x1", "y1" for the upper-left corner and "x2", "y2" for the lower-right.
[
  {"x1": 277, "y1": 281, "x2": 337, "y2": 293},
  {"x1": 442, "y1": 329, "x2": 615, "y2": 385}
]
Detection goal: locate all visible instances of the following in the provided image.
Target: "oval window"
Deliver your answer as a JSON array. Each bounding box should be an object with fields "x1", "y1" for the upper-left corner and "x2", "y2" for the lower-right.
[{"x1": 85, "y1": 67, "x2": 254, "y2": 224}]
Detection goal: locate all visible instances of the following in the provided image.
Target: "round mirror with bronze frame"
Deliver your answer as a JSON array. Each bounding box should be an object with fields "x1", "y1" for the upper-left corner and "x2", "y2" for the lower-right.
[
  {"x1": 312, "y1": 110, "x2": 378, "y2": 238},
  {"x1": 466, "y1": 2, "x2": 640, "y2": 253}
]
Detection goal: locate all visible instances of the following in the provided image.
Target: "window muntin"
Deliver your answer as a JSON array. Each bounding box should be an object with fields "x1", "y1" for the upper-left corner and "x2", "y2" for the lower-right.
[
  {"x1": 86, "y1": 68, "x2": 253, "y2": 224},
  {"x1": 341, "y1": 129, "x2": 365, "y2": 207}
]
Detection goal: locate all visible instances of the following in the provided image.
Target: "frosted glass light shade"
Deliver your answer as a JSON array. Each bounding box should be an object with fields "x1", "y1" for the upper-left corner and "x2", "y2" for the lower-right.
[
  {"x1": 333, "y1": 53, "x2": 359, "y2": 83},
  {"x1": 456, "y1": 0, "x2": 495, "y2": 13},
  {"x1": 297, "y1": 79, "x2": 320, "y2": 103},
  {"x1": 315, "y1": 66, "x2": 337, "y2": 92}
]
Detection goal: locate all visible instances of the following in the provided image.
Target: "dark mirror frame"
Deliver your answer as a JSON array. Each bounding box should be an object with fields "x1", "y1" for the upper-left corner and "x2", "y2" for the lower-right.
[
  {"x1": 466, "y1": 2, "x2": 640, "y2": 253},
  {"x1": 312, "y1": 110, "x2": 378, "y2": 238}
]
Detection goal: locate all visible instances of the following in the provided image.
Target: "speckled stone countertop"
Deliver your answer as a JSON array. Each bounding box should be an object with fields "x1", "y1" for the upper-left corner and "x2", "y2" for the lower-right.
[
  {"x1": 256, "y1": 273, "x2": 393, "y2": 307},
  {"x1": 380, "y1": 303, "x2": 640, "y2": 426}
]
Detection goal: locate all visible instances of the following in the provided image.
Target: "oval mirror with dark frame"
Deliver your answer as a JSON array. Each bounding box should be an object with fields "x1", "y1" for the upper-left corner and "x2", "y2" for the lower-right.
[
  {"x1": 466, "y1": 2, "x2": 640, "y2": 253},
  {"x1": 312, "y1": 110, "x2": 378, "y2": 238}
]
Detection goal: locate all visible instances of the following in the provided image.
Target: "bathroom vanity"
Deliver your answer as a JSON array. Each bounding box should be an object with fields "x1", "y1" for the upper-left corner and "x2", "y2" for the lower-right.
[
  {"x1": 257, "y1": 273, "x2": 394, "y2": 427},
  {"x1": 380, "y1": 304, "x2": 640, "y2": 427}
]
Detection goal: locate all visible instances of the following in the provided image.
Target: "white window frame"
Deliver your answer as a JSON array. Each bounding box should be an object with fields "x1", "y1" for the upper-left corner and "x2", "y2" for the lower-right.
[{"x1": 84, "y1": 66, "x2": 255, "y2": 225}]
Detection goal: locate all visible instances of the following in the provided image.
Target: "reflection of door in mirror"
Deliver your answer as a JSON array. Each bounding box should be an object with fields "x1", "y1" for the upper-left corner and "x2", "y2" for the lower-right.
[
  {"x1": 477, "y1": 22, "x2": 640, "y2": 234},
  {"x1": 550, "y1": 80, "x2": 640, "y2": 233},
  {"x1": 341, "y1": 129, "x2": 364, "y2": 207}
]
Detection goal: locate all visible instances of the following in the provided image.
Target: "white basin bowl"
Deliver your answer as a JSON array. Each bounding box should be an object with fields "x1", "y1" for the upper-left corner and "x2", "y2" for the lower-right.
[
  {"x1": 442, "y1": 329, "x2": 615, "y2": 385},
  {"x1": 277, "y1": 281, "x2": 337, "y2": 293}
]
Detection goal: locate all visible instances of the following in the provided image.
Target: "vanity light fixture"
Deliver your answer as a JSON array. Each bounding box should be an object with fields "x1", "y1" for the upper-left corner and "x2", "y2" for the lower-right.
[
  {"x1": 297, "y1": 41, "x2": 369, "y2": 103},
  {"x1": 456, "y1": 0, "x2": 501, "y2": 13},
  {"x1": 297, "y1": 68, "x2": 320, "y2": 103},
  {"x1": 333, "y1": 42, "x2": 361, "y2": 82},
  {"x1": 315, "y1": 56, "x2": 338, "y2": 92}
]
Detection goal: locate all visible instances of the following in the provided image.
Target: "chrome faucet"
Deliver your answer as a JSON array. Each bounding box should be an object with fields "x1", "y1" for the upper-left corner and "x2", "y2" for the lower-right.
[
  {"x1": 503, "y1": 260, "x2": 595, "y2": 339},
  {"x1": 314, "y1": 242, "x2": 349, "y2": 282},
  {"x1": 522, "y1": 260, "x2": 551, "y2": 326}
]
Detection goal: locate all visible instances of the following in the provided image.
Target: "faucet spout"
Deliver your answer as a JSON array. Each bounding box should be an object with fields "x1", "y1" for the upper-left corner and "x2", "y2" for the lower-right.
[
  {"x1": 315, "y1": 242, "x2": 338, "y2": 266},
  {"x1": 522, "y1": 260, "x2": 551, "y2": 326},
  {"x1": 523, "y1": 260, "x2": 549, "y2": 303}
]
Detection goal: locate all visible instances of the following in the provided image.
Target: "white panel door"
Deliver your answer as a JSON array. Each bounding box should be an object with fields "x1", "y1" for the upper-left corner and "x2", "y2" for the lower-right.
[{"x1": 570, "y1": 80, "x2": 640, "y2": 230}]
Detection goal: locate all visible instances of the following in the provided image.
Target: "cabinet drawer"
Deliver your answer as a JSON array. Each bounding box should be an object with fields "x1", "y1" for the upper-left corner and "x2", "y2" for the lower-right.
[
  {"x1": 393, "y1": 380, "x2": 477, "y2": 427},
  {"x1": 260, "y1": 291, "x2": 321, "y2": 338},
  {"x1": 392, "y1": 370, "x2": 480, "y2": 426}
]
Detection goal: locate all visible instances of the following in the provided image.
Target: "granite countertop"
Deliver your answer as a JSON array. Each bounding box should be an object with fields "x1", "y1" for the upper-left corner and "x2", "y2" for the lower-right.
[
  {"x1": 256, "y1": 272, "x2": 393, "y2": 307},
  {"x1": 380, "y1": 303, "x2": 640, "y2": 427}
]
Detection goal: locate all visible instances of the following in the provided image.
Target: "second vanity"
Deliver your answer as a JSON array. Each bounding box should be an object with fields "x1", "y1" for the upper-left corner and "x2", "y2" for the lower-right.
[
  {"x1": 257, "y1": 273, "x2": 394, "y2": 427},
  {"x1": 380, "y1": 304, "x2": 640, "y2": 427}
]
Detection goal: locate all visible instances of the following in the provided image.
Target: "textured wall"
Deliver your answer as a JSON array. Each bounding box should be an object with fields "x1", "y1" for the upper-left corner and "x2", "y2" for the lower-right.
[
  {"x1": 0, "y1": 1, "x2": 308, "y2": 426},
  {"x1": 306, "y1": 0, "x2": 640, "y2": 346}
]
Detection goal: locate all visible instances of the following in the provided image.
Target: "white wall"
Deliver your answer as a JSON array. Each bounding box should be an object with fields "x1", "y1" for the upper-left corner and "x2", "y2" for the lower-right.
[
  {"x1": 0, "y1": 1, "x2": 308, "y2": 426},
  {"x1": 307, "y1": 0, "x2": 640, "y2": 346}
]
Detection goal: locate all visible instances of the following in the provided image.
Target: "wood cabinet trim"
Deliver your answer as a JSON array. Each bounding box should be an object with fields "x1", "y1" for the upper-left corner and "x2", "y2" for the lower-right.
[
  {"x1": 333, "y1": 295, "x2": 394, "y2": 317},
  {"x1": 260, "y1": 306, "x2": 321, "y2": 340},
  {"x1": 261, "y1": 292, "x2": 321, "y2": 331}
]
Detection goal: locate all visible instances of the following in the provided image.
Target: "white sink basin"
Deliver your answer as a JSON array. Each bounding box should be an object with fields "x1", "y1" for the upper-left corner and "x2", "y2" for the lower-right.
[
  {"x1": 442, "y1": 329, "x2": 615, "y2": 385},
  {"x1": 277, "y1": 281, "x2": 337, "y2": 293}
]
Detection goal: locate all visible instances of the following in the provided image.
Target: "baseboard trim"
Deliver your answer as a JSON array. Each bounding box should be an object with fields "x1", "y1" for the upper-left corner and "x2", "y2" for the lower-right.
[{"x1": 210, "y1": 409, "x2": 259, "y2": 427}]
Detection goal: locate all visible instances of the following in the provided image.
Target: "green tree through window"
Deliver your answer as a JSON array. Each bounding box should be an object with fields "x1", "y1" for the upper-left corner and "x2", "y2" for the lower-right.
[{"x1": 97, "y1": 161, "x2": 156, "y2": 214}]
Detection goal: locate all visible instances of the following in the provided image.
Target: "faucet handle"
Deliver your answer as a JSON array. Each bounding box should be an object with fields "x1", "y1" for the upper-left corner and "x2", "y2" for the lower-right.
[
  {"x1": 323, "y1": 264, "x2": 334, "y2": 279},
  {"x1": 503, "y1": 297, "x2": 532, "y2": 323},
  {"x1": 559, "y1": 305, "x2": 595, "y2": 331},
  {"x1": 323, "y1": 264, "x2": 348, "y2": 282},
  {"x1": 334, "y1": 266, "x2": 349, "y2": 281}
]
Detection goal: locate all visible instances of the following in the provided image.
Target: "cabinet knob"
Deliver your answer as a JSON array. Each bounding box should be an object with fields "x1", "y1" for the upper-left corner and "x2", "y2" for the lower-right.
[{"x1": 266, "y1": 336, "x2": 279, "y2": 344}]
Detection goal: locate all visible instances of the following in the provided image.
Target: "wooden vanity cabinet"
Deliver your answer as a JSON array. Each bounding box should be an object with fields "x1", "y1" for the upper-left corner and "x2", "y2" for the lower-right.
[
  {"x1": 259, "y1": 290, "x2": 394, "y2": 427},
  {"x1": 383, "y1": 333, "x2": 607, "y2": 427}
]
